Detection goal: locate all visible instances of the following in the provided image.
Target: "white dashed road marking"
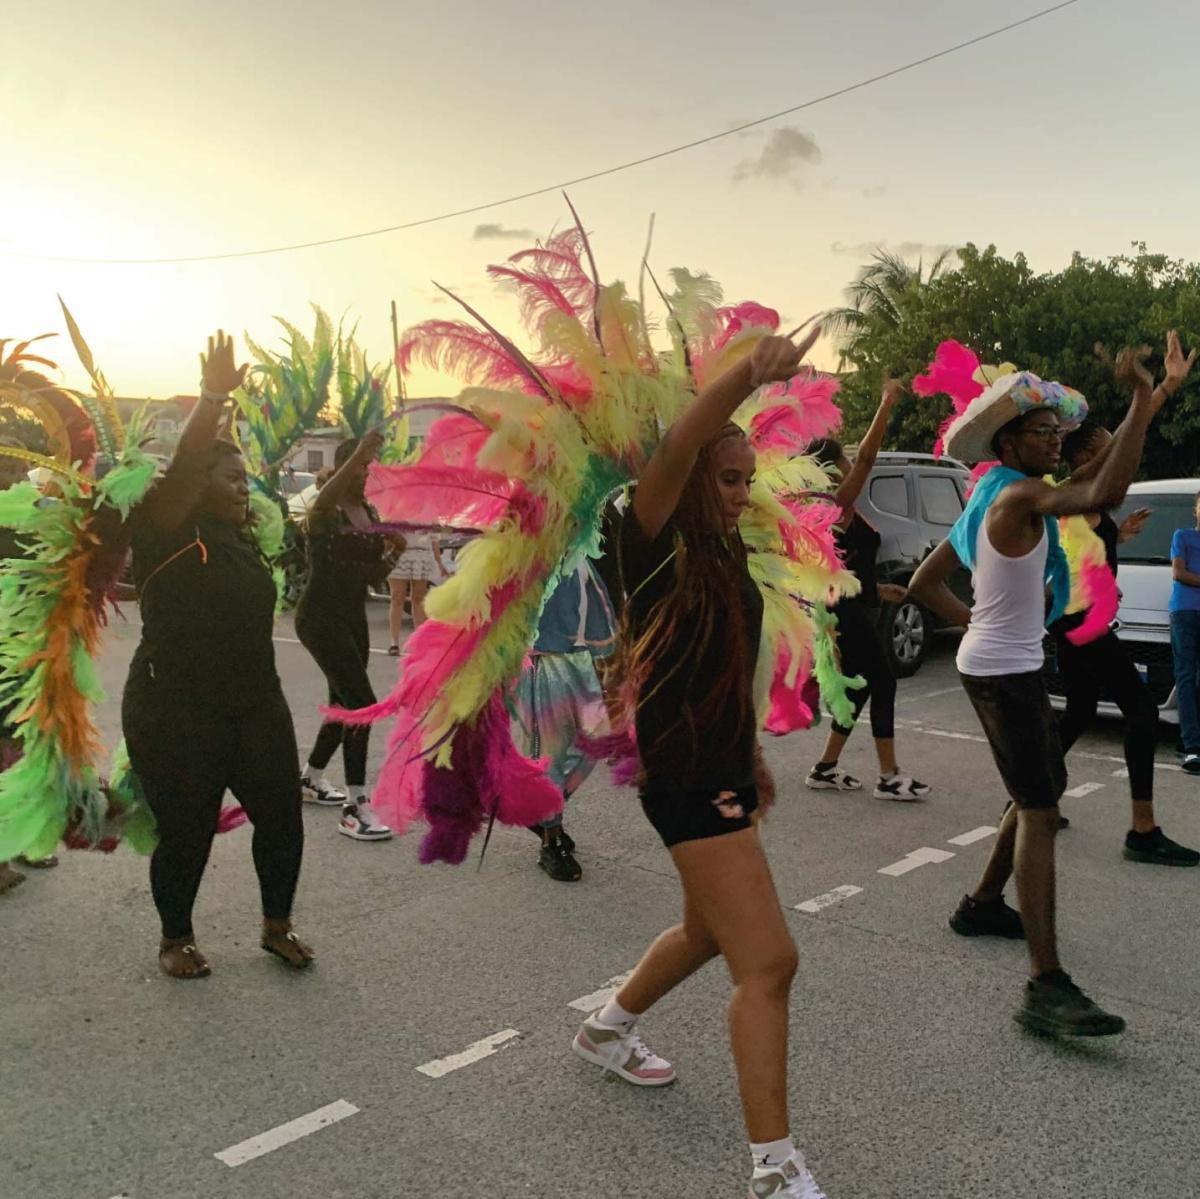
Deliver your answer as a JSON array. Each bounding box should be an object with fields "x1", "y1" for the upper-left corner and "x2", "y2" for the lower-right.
[
  {"x1": 416, "y1": 1030, "x2": 522, "y2": 1079},
  {"x1": 1064, "y1": 782, "x2": 1105, "y2": 797},
  {"x1": 214, "y1": 1100, "x2": 359, "y2": 1167},
  {"x1": 1112, "y1": 767, "x2": 1129, "y2": 778},
  {"x1": 794, "y1": 885, "x2": 864, "y2": 914},
  {"x1": 568, "y1": 974, "x2": 632, "y2": 1013},
  {"x1": 947, "y1": 826, "x2": 997, "y2": 846},
  {"x1": 878, "y1": 847, "x2": 956, "y2": 877}
]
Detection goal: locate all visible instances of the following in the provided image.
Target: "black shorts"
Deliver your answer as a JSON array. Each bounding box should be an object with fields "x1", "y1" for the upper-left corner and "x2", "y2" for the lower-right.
[
  {"x1": 958, "y1": 669, "x2": 1067, "y2": 809},
  {"x1": 640, "y1": 785, "x2": 759, "y2": 848}
]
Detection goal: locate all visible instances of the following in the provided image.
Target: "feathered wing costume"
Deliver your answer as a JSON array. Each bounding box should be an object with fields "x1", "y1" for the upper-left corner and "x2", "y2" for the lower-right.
[
  {"x1": 913, "y1": 339, "x2": 1116, "y2": 644},
  {"x1": 330, "y1": 210, "x2": 859, "y2": 865}
]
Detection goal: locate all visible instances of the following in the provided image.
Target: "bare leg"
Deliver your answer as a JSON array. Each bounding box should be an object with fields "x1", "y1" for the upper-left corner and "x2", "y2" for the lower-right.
[
  {"x1": 387, "y1": 578, "x2": 407, "y2": 647},
  {"x1": 873, "y1": 737, "x2": 898, "y2": 775},
  {"x1": 411, "y1": 579, "x2": 429, "y2": 627},
  {"x1": 817, "y1": 727, "x2": 850, "y2": 765},
  {"x1": 617, "y1": 826, "x2": 798, "y2": 1143},
  {"x1": 1131, "y1": 798, "x2": 1156, "y2": 835},
  {"x1": 972, "y1": 802, "x2": 1019, "y2": 901},
  {"x1": 1014, "y1": 807, "x2": 1061, "y2": 977}
]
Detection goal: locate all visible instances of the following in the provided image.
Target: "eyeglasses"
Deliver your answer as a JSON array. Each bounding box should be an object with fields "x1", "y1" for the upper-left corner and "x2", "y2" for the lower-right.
[{"x1": 1021, "y1": 426, "x2": 1064, "y2": 442}]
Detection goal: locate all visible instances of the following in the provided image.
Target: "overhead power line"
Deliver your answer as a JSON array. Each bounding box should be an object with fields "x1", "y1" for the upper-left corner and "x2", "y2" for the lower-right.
[{"x1": 5, "y1": 0, "x2": 1081, "y2": 266}]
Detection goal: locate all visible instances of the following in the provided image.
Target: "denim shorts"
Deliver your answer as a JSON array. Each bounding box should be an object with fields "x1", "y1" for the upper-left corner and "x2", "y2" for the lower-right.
[
  {"x1": 958, "y1": 670, "x2": 1067, "y2": 809},
  {"x1": 640, "y1": 785, "x2": 760, "y2": 848}
]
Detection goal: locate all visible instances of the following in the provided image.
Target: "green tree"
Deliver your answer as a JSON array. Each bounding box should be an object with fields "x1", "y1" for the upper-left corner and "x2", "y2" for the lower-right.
[{"x1": 835, "y1": 242, "x2": 1200, "y2": 479}]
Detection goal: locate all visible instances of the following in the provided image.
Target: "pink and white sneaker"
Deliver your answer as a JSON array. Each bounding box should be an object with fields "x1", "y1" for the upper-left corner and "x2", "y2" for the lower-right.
[{"x1": 572, "y1": 1012, "x2": 676, "y2": 1087}]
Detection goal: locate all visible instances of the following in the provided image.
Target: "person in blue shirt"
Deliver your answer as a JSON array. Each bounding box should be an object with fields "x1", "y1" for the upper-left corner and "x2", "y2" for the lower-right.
[
  {"x1": 1169, "y1": 493, "x2": 1200, "y2": 774},
  {"x1": 508, "y1": 557, "x2": 617, "y2": 881}
]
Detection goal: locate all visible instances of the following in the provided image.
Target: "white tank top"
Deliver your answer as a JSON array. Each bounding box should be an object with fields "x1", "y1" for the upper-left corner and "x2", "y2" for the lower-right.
[{"x1": 956, "y1": 516, "x2": 1048, "y2": 677}]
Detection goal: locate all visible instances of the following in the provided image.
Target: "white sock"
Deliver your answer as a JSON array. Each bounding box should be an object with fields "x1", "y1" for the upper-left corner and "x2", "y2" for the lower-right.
[
  {"x1": 349, "y1": 789, "x2": 368, "y2": 807},
  {"x1": 750, "y1": 1137, "x2": 797, "y2": 1171},
  {"x1": 594, "y1": 997, "x2": 639, "y2": 1033},
  {"x1": 306, "y1": 764, "x2": 324, "y2": 786}
]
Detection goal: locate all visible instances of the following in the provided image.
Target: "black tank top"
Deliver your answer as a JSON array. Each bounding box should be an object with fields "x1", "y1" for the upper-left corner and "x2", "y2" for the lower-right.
[{"x1": 836, "y1": 512, "x2": 882, "y2": 607}]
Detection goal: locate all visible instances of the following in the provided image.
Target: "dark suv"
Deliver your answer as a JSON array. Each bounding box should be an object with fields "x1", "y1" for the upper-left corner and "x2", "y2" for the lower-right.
[{"x1": 855, "y1": 452, "x2": 973, "y2": 676}]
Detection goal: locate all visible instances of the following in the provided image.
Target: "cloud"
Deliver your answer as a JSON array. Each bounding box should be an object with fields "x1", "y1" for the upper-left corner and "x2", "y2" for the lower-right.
[
  {"x1": 473, "y1": 223, "x2": 535, "y2": 241},
  {"x1": 830, "y1": 240, "x2": 960, "y2": 261},
  {"x1": 862, "y1": 185, "x2": 888, "y2": 199},
  {"x1": 733, "y1": 127, "x2": 821, "y2": 184}
]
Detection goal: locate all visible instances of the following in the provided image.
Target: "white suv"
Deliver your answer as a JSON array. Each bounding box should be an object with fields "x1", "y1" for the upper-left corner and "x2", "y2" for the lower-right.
[{"x1": 1045, "y1": 477, "x2": 1200, "y2": 724}]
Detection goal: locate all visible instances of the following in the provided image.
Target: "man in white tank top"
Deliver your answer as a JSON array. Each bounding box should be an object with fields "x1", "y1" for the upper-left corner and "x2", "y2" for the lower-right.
[{"x1": 911, "y1": 334, "x2": 1193, "y2": 1038}]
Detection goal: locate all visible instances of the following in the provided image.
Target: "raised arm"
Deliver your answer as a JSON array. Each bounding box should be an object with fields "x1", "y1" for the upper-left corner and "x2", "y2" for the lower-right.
[
  {"x1": 631, "y1": 328, "x2": 820, "y2": 539},
  {"x1": 834, "y1": 377, "x2": 900, "y2": 513},
  {"x1": 142, "y1": 331, "x2": 247, "y2": 530},
  {"x1": 311, "y1": 427, "x2": 385, "y2": 514},
  {"x1": 908, "y1": 538, "x2": 971, "y2": 628},
  {"x1": 1013, "y1": 334, "x2": 1192, "y2": 521}
]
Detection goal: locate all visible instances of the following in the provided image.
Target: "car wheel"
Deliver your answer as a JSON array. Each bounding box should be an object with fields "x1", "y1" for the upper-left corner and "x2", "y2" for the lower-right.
[{"x1": 881, "y1": 598, "x2": 929, "y2": 678}]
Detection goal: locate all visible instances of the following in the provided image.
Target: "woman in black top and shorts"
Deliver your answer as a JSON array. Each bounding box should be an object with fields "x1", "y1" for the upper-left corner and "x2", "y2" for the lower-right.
[
  {"x1": 570, "y1": 332, "x2": 828, "y2": 1199},
  {"x1": 123, "y1": 333, "x2": 312, "y2": 979},
  {"x1": 804, "y1": 382, "x2": 930, "y2": 801},
  {"x1": 296, "y1": 428, "x2": 401, "y2": 841}
]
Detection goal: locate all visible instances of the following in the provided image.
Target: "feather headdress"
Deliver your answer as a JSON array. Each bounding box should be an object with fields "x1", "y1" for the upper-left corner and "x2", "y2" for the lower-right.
[{"x1": 330, "y1": 207, "x2": 858, "y2": 864}]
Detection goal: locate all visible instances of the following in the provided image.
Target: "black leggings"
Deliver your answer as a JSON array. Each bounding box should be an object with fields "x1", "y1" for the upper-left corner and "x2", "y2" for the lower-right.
[
  {"x1": 830, "y1": 597, "x2": 897, "y2": 739},
  {"x1": 297, "y1": 613, "x2": 376, "y2": 787},
  {"x1": 1055, "y1": 629, "x2": 1156, "y2": 802},
  {"x1": 123, "y1": 681, "x2": 304, "y2": 940}
]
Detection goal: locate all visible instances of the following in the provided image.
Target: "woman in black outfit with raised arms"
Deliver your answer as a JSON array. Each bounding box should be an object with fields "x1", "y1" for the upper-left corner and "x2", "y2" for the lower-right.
[
  {"x1": 296, "y1": 428, "x2": 401, "y2": 840},
  {"x1": 805, "y1": 382, "x2": 930, "y2": 801},
  {"x1": 570, "y1": 331, "x2": 830, "y2": 1198},
  {"x1": 123, "y1": 332, "x2": 312, "y2": 979},
  {"x1": 1050, "y1": 418, "x2": 1197, "y2": 865}
]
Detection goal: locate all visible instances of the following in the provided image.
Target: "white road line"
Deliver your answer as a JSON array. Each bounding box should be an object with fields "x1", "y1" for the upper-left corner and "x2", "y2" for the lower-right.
[
  {"x1": 567, "y1": 974, "x2": 631, "y2": 1013},
  {"x1": 896, "y1": 718, "x2": 1184, "y2": 772},
  {"x1": 1112, "y1": 767, "x2": 1129, "y2": 778},
  {"x1": 895, "y1": 685, "x2": 963, "y2": 707},
  {"x1": 947, "y1": 826, "x2": 997, "y2": 846},
  {"x1": 416, "y1": 1029, "x2": 522, "y2": 1079},
  {"x1": 878, "y1": 847, "x2": 956, "y2": 877},
  {"x1": 273, "y1": 635, "x2": 393, "y2": 658},
  {"x1": 794, "y1": 885, "x2": 863, "y2": 914},
  {"x1": 1064, "y1": 782, "x2": 1105, "y2": 798},
  {"x1": 214, "y1": 1100, "x2": 359, "y2": 1167}
]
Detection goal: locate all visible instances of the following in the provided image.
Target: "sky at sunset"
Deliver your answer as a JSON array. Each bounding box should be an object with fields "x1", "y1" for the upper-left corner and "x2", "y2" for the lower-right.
[{"x1": 4, "y1": 0, "x2": 1198, "y2": 402}]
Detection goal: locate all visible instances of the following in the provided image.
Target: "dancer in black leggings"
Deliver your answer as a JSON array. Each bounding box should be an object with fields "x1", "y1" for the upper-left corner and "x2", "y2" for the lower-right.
[
  {"x1": 297, "y1": 429, "x2": 401, "y2": 841},
  {"x1": 123, "y1": 332, "x2": 312, "y2": 979},
  {"x1": 1050, "y1": 418, "x2": 1198, "y2": 865},
  {"x1": 805, "y1": 381, "x2": 930, "y2": 800}
]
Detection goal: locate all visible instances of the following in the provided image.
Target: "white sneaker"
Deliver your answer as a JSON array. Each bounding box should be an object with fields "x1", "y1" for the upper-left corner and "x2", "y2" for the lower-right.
[
  {"x1": 873, "y1": 774, "x2": 931, "y2": 802},
  {"x1": 572, "y1": 1012, "x2": 676, "y2": 1087},
  {"x1": 338, "y1": 802, "x2": 393, "y2": 841},
  {"x1": 805, "y1": 765, "x2": 861, "y2": 791},
  {"x1": 301, "y1": 776, "x2": 346, "y2": 806},
  {"x1": 749, "y1": 1153, "x2": 828, "y2": 1198}
]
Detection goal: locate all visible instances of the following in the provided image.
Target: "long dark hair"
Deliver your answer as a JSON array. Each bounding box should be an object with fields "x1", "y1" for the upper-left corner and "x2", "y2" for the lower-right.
[{"x1": 617, "y1": 425, "x2": 754, "y2": 759}]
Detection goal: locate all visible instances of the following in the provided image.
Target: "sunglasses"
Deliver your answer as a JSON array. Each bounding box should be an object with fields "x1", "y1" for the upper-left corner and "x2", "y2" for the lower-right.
[{"x1": 1021, "y1": 426, "x2": 1064, "y2": 442}]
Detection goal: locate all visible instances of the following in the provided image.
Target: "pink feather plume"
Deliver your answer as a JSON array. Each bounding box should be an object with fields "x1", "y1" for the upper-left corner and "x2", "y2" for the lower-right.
[
  {"x1": 397, "y1": 320, "x2": 533, "y2": 391},
  {"x1": 912, "y1": 340, "x2": 986, "y2": 457},
  {"x1": 1065, "y1": 559, "x2": 1119, "y2": 646},
  {"x1": 366, "y1": 463, "x2": 545, "y2": 535},
  {"x1": 764, "y1": 648, "x2": 816, "y2": 735},
  {"x1": 750, "y1": 373, "x2": 843, "y2": 453}
]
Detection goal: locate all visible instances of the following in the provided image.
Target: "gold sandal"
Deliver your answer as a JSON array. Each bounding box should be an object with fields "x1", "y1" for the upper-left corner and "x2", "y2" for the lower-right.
[
  {"x1": 261, "y1": 929, "x2": 315, "y2": 970},
  {"x1": 158, "y1": 938, "x2": 211, "y2": 980}
]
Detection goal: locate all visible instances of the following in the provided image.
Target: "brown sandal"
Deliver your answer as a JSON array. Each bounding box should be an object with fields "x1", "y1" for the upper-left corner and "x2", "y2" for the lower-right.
[
  {"x1": 261, "y1": 928, "x2": 315, "y2": 970},
  {"x1": 158, "y1": 937, "x2": 211, "y2": 979}
]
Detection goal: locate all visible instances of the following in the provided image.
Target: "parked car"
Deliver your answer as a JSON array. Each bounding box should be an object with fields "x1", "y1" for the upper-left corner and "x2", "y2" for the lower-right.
[
  {"x1": 1044, "y1": 477, "x2": 1200, "y2": 724},
  {"x1": 855, "y1": 452, "x2": 974, "y2": 677}
]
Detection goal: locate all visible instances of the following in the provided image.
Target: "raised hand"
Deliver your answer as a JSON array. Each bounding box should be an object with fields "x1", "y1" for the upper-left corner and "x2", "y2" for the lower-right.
[
  {"x1": 1119, "y1": 507, "x2": 1151, "y2": 543},
  {"x1": 357, "y1": 427, "x2": 386, "y2": 461},
  {"x1": 1114, "y1": 344, "x2": 1154, "y2": 398},
  {"x1": 880, "y1": 373, "x2": 904, "y2": 407},
  {"x1": 1162, "y1": 329, "x2": 1196, "y2": 391},
  {"x1": 199, "y1": 330, "x2": 248, "y2": 397},
  {"x1": 748, "y1": 326, "x2": 822, "y2": 388}
]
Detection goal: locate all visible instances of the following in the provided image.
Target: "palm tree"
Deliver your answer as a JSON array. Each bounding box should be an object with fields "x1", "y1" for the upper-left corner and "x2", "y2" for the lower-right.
[{"x1": 825, "y1": 247, "x2": 956, "y2": 366}]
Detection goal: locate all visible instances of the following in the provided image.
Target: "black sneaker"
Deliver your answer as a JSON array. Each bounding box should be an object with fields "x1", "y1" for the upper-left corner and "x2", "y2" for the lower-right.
[
  {"x1": 949, "y1": 893, "x2": 1025, "y2": 939},
  {"x1": 538, "y1": 832, "x2": 582, "y2": 882},
  {"x1": 527, "y1": 824, "x2": 575, "y2": 853},
  {"x1": 1123, "y1": 826, "x2": 1200, "y2": 867},
  {"x1": 1182, "y1": 754, "x2": 1200, "y2": 776},
  {"x1": 1015, "y1": 971, "x2": 1126, "y2": 1037}
]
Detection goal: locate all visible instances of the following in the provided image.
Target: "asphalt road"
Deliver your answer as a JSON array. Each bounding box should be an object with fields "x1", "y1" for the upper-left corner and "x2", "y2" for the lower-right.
[{"x1": 4, "y1": 606, "x2": 1200, "y2": 1199}]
